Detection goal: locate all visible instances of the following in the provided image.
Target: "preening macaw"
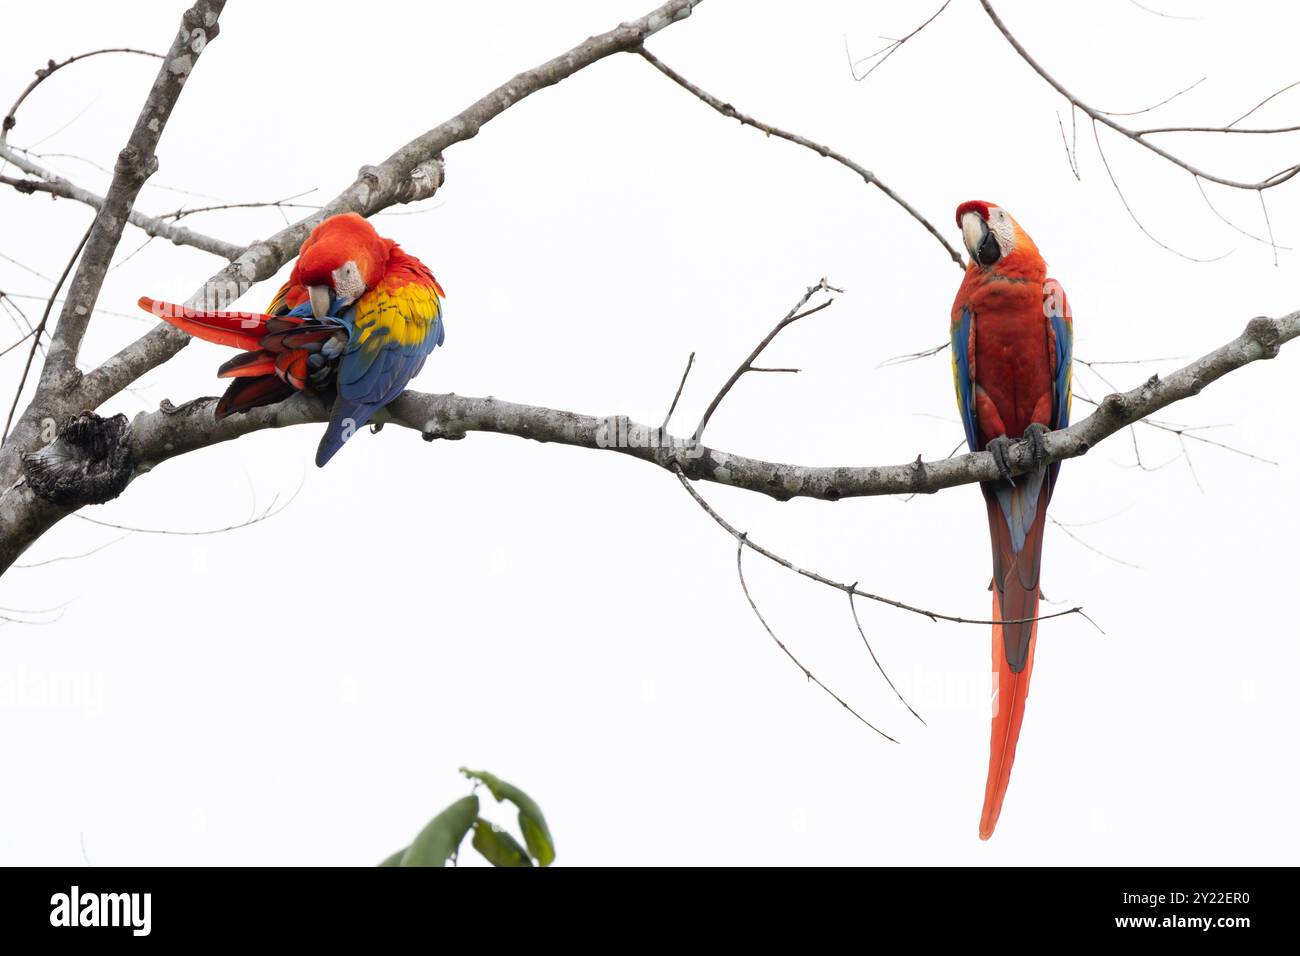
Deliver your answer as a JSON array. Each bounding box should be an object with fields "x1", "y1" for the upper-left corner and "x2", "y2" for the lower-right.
[
  {"x1": 139, "y1": 212, "x2": 445, "y2": 466},
  {"x1": 950, "y1": 200, "x2": 1072, "y2": 840}
]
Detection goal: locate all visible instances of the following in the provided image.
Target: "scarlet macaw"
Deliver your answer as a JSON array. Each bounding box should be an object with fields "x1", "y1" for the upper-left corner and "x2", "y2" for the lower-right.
[
  {"x1": 139, "y1": 212, "x2": 445, "y2": 466},
  {"x1": 950, "y1": 200, "x2": 1072, "y2": 840}
]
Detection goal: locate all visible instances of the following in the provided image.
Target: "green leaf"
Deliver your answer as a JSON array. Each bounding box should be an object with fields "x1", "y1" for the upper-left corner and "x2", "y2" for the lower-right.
[
  {"x1": 400, "y1": 794, "x2": 480, "y2": 867},
  {"x1": 471, "y1": 818, "x2": 533, "y2": 867},
  {"x1": 378, "y1": 847, "x2": 407, "y2": 867},
  {"x1": 460, "y1": 768, "x2": 555, "y2": 867}
]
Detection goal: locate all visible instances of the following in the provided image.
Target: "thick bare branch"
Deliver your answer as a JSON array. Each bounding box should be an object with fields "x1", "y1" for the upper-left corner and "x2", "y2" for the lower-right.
[
  {"x1": 3, "y1": 307, "x2": 1294, "y2": 574},
  {"x1": 36, "y1": 0, "x2": 226, "y2": 390},
  {"x1": 74, "y1": 0, "x2": 704, "y2": 421},
  {"x1": 669, "y1": 463, "x2": 1087, "y2": 628},
  {"x1": 0, "y1": 44, "x2": 241, "y2": 258},
  {"x1": 0, "y1": 0, "x2": 703, "y2": 501},
  {"x1": 0, "y1": 151, "x2": 244, "y2": 259},
  {"x1": 0, "y1": 0, "x2": 227, "y2": 495}
]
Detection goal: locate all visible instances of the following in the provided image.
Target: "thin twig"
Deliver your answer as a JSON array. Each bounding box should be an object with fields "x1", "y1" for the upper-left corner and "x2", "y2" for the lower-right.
[
  {"x1": 661, "y1": 351, "x2": 695, "y2": 431},
  {"x1": 0, "y1": 294, "x2": 43, "y2": 358},
  {"x1": 13, "y1": 535, "x2": 127, "y2": 568},
  {"x1": 844, "y1": 0, "x2": 952, "y2": 83},
  {"x1": 1048, "y1": 516, "x2": 1143, "y2": 570},
  {"x1": 640, "y1": 49, "x2": 964, "y2": 268},
  {"x1": 1227, "y1": 79, "x2": 1300, "y2": 130},
  {"x1": 734, "y1": 537, "x2": 898, "y2": 743},
  {"x1": 2, "y1": 221, "x2": 93, "y2": 443},
  {"x1": 981, "y1": 0, "x2": 1300, "y2": 192},
  {"x1": 1259, "y1": 189, "x2": 1279, "y2": 267},
  {"x1": 1091, "y1": 119, "x2": 1230, "y2": 262},
  {"x1": 1098, "y1": 76, "x2": 1205, "y2": 118},
  {"x1": 693, "y1": 279, "x2": 838, "y2": 443},
  {"x1": 1072, "y1": 395, "x2": 1275, "y2": 464},
  {"x1": 0, "y1": 326, "x2": 38, "y2": 361},
  {"x1": 1055, "y1": 107, "x2": 1081, "y2": 179},
  {"x1": 1192, "y1": 176, "x2": 1289, "y2": 249},
  {"x1": 0, "y1": 250, "x2": 56, "y2": 283},
  {"x1": 72, "y1": 484, "x2": 301, "y2": 535},
  {"x1": 1, "y1": 48, "x2": 162, "y2": 146},
  {"x1": 848, "y1": 592, "x2": 925, "y2": 725},
  {"x1": 671, "y1": 464, "x2": 1094, "y2": 629},
  {"x1": 156, "y1": 188, "x2": 319, "y2": 222},
  {"x1": 877, "y1": 342, "x2": 947, "y2": 368},
  {"x1": 1126, "y1": 0, "x2": 1200, "y2": 20}
]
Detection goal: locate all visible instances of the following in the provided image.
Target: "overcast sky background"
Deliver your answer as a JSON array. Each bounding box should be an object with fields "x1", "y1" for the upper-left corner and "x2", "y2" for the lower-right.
[{"x1": 2, "y1": 0, "x2": 1297, "y2": 866}]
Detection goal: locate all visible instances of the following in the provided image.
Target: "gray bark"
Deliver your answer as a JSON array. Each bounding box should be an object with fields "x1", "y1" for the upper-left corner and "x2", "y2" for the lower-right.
[{"x1": 3, "y1": 309, "x2": 1294, "y2": 574}]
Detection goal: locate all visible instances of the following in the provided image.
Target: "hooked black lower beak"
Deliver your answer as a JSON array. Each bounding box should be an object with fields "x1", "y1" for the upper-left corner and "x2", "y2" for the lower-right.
[
  {"x1": 972, "y1": 222, "x2": 998, "y2": 267},
  {"x1": 974, "y1": 222, "x2": 1001, "y2": 267}
]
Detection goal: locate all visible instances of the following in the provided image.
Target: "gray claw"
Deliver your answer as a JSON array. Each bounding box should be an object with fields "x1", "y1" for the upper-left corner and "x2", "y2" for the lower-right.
[
  {"x1": 986, "y1": 435, "x2": 1014, "y2": 482},
  {"x1": 1024, "y1": 423, "x2": 1049, "y2": 469}
]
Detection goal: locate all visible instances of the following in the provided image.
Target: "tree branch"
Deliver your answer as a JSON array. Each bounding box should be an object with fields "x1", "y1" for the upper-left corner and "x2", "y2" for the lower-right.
[
  {"x1": 0, "y1": 150, "x2": 245, "y2": 260},
  {"x1": 0, "y1": 44, "x2": 242, "y2": 258},
  {"x1": 845, "y1": 0, "x2": 953, "y2": 84},
  {"x1": 1, "y1": 48, "x2": 162, "y2": 142},
  {"x1": 36, "y1": 0, "x2": 226, "y2": 391},
  {"x1": 693, "y1": 278, "x2": 838, "y2": 443},
  {"x1": 4, "y1": 307, "x2": 1294, "y2": 574},
  {"x1": 0, "y1": 0, "x2": 704, "y2": 494},
  {"x1": 2, "y1": 223, "x2": 94, "y2": 443},
  {"x1": 639, "y1": 49, "x2": 965, "y2": 268},
  {"x1": 980, "y1": 0, "x2": 1300, "y2": 191},
  {"x1": 74, "y1": 0, "x2": 703, "y2": 418}
]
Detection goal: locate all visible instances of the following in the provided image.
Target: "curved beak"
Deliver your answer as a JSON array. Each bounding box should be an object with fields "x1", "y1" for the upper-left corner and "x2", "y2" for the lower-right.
[
  {"x1": 961, "y1": 212, "x2": 1001, "y2": 267},
  {"x1": 308, "y1": 284, "x2": 332, "y2": 320}
]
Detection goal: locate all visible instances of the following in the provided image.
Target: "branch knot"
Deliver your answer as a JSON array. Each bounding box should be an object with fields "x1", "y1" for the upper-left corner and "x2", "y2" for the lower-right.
[
  {"x1": 1246, "y1": 316, "x2": 1281, "y2": 358},
  {"x1": 22, "y1": 411, "x2": 133, "y2": 506}
]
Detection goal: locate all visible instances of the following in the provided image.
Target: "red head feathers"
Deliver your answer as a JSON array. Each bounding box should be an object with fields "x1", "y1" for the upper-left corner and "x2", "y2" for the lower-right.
[
  {"x1": 955, "y1": 200, "x2": 1043, "y2": 279},
  {"x1": 291, "y1": 212, "x2": 394, "y2": 317}
]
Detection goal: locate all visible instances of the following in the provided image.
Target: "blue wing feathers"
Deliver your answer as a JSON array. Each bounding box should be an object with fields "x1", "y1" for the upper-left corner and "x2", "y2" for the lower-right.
[
  {"x1": 953, "y1": 307, "x2": 979, "y2": 453},
  {"x1": 315, "y1": 297, "x2": 443, "y2": 466},
  {"x1": 1051, "y1": 312, "x2": 1071, "y2": 430}
]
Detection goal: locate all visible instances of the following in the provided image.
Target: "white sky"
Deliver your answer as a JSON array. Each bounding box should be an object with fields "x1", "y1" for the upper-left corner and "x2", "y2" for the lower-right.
[{"x1": 1, "y1": 0, "x2": 1297, "y2": 865}]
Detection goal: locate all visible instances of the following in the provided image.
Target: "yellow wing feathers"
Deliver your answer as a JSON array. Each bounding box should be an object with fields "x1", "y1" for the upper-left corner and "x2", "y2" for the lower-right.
[{"x1": 352, "y1": 281, "x2": 441, "y2": 349}]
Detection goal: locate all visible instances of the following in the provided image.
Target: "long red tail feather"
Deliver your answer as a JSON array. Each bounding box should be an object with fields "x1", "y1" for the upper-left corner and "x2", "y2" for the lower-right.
[
  {"x1": 137, "y1": 296, "x2": 290, "y2": 351},
  {"x1": 217, "y1": 351, "x2": 277, "y2": 379},
  {"x1": 978, "y1": 483, "x2": 1051, "y2": 840},
  {"x1": 980, "y1": 591, "x2": 1039, "y2": 840},
  {"x1": 215, "y1": 375, "x2": 295, "y2": 420}
]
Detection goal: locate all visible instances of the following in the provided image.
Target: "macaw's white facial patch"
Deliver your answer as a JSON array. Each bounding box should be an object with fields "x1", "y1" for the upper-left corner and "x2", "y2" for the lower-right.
[
  {"x1": 986, "y1": 206, "x2": 1016, "y2": 258},
  {"x1": 332, "y1": 260, "x2": 366, "y2": 306}
]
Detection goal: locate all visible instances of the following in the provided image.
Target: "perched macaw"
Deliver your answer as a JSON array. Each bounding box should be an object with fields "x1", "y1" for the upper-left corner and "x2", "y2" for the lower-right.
[
  {"x1": 139, "y1": 212, "x2": 445, "y2": 466},
  {"x1": 950, "y1": 200, "x2": 1072, "y2": 840}
]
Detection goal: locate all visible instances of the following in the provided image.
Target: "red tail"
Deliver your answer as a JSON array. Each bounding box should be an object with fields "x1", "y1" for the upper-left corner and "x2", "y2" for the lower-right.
[
  {"x1": 978, "y1": 483, "x2": 1050, "y2": 840},
  {"x1": 980, "y1": 590, "x2": 1039, "y2": 840},
  {"x1": 139, "y1": 297, "x2": 324, "y2": 420},
  {"x1": 137, "y1": 296, "x2": 293, "y2": 351}
]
